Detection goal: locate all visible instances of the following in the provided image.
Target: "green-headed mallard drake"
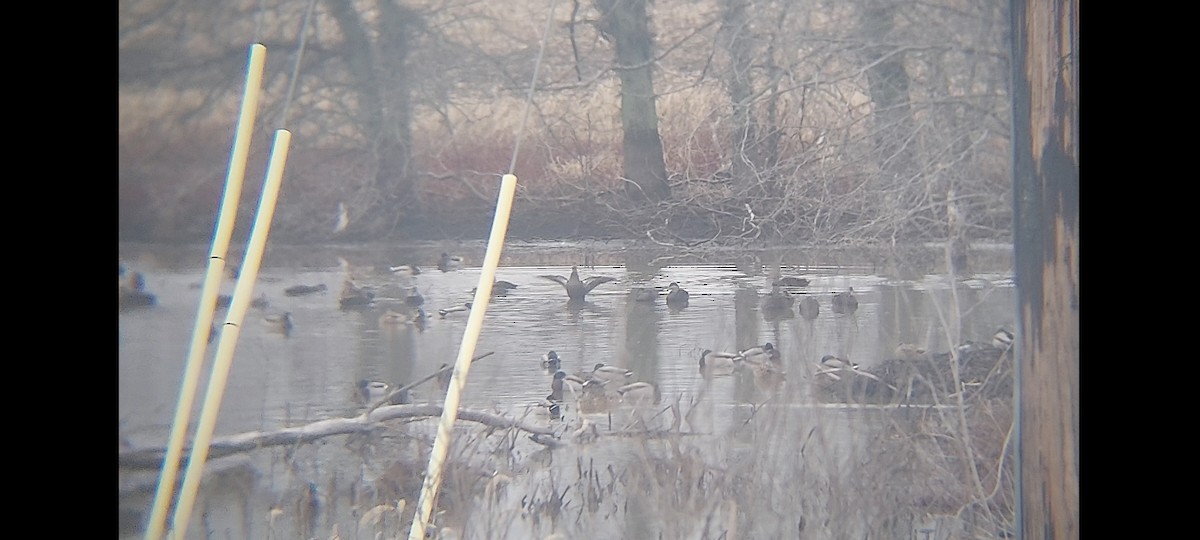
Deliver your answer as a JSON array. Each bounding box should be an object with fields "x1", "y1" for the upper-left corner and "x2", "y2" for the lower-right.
[
  {"x1": 699, "y1": 349, "x2": 742, "y2": 375},
  {"x1": 541, "y1": 350, "x2": 561, "y2": 371},
  {"x1": 666, "y1": 282, "x2": 690, "y2": 308},
  {"x1": 992, "y1": 328, "x2": 1014, "y2": 349},
  {"x1": 630, "y1": 287, "x2": 657, "y2": 303},
  {"x1": 760, "y1": 286, "x2": 794, "y2": 311},
  {"x1": 548, "y1": 370, "x2": 568, "y2": 402},
  {"x1": 772, "y1": 276, "x2": 810, "y2": 288},
  {"x1": 616, "y1": 381, "x2": 661, "y2": 406},
  {"x1": 437, "y1": 252, "x2": 465, "y2": 272},
  {"x1": 264, "y1": 311, "x2": 294, "y2": 336},
  {"x1": 284, "y1": 283, "x2": 327, "y2": 297},
  {"x1": 738, "y1": 342, "x2": 779, "y2": 365},
  {"x1": 591, "y1": 362, "x2": 634, "y2": 384},
  {"x1": 798, "y1": 295, "x2": 820, "y2": 319},
  {"x1": 404, "y1": 287, "x2": 424, "y2": 307},
  {"x1": 388, "y1": 264, "x2": 421, "y2": 276},
  {"x1": 816, "y1": 355, "x2": 858, "y2": 380},
  {"x1": 894, "y1": 343, "x2": 927, "y2": 360},
  {"x1": 339, "y1": 281, "x2": 375, "y2": 309},
  {"x1": 831, "y1": 287, "x2": 859, "y2": 313},
  {"x1": 437, "y1": 302, "x2": 472, "y2": 318},
  {"x1": 356, "y1": 379, "x2": 410, "y2": 406},
  {"x1": 538, "y1": 266, "x2": 617, "y2": 303}
]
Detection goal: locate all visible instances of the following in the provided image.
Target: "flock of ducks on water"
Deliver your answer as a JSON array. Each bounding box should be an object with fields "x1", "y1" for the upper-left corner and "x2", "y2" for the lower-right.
[{"x1": 122, "y1": 254, "x2": 999, "y2": 420}]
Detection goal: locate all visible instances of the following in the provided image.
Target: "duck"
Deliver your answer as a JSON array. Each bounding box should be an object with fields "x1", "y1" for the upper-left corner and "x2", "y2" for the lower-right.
[
  {"x1": 437, "y1": 253, "x2": 465, "y2": 272},
  {"x1": 760, "y1": 286, "x2": 795, "y2": 311},
  {"x1": 339, "y1": 281, "x2": 375, "y2": 309},
  {"x1": 388, "y1": 264, "x2": 421, "y2": 277},
  {"x1": 541, "y1": 351, "x2": 562, "y2": 371},
  {"x1": 816, "y1": 355, "x2": 859, "y2": 380},
  {"x1": 263, "y1": 312, "x2": 294, "y2": 336},
  {"x1": 119, "y1": 271, "x2": 158, "y2": 309},
  {"x1": 437, "y1": 302, "x2": 472, "y2": 318},
  {"x1": 356, "y1": 379, "x2": 410, "y2": 406},
  {"x1": 665, "y1": 282, "x2": 690, "y2": 309},
  {"x1": 436, "y1": 363, "x2": 453, "y2": 390},
  {"x1": 590, "y1": 362, "x2": 634, "y2": 384},
  {"x1": 798, "y1": 295, "x2": 820, "y2": 319},
  {"x1": 472, "y1": 280, "x2": 519, "y2": 297},
  {"x1": 738, "y1": 342, "x2": 780, "y2": 365},
  {"x1": 992, "y1": 328, "x2": 1015, "y2": 349},
  {"x1": 538, "y1": 266, "x2": 617, "y2": 303},
  {"x1": 548, "y1": 370, "x2": 569, "y2": 402},
  {"x1": 831, "y1": 287, "x2": 859, "y2": 313},
  {"x1": 699, "y1": 349, "x2": 742, "y2": 375},
  {"x1": 378, "y1": 308, "x2": 425, "y2": 327},
  {"x1": 630, "y1": 287, "x2": 657, "y2": 303},
  {"x1": 772, "y1": 276, "x2": 810, "y2": 288},
  {"x1": 404, "y1": 287, "x2": 425, "y2": 307},
  {"x1": 616, "y1": 381, "x2": 661, "y2": 406},
  {"x1": 216, "y1": 292, "x2": 270, "y2": 310},
  {"x1": 284, "y1": 283, "x2": 327, "y2": 297},
  {"x1": 894, "y1": 343, "x2": 927, "y2": 360}
]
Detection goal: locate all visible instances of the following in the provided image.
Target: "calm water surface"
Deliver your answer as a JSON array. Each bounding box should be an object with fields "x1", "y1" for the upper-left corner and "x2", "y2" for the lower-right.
[{"x1": 118, "y1": 243, "x2": 1016, "y2": 539}]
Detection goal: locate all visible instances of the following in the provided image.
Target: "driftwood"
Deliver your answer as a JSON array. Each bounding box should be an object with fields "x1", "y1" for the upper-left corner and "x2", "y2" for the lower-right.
[
  {"x1": 119, "y1": 352, "x2": 566, "y2": 470},
  {"x1": 119, "y1": 404, "x2": 558, "y2": 470}
]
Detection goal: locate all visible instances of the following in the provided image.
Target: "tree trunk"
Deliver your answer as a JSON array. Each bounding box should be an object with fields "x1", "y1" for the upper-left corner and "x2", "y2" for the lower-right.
[
  {"x1": 595, "y1": 0, "x2": 670, "y2": 203},
  {"x1": 325, "y1": 0, "x2": 417, "y2": 235},
  {"x1": 1010, "y1": 0, "x2": 1079, "y2": 537},
  {"x1": 859, "y1": 0, "x2": 916, "y2": 180}
]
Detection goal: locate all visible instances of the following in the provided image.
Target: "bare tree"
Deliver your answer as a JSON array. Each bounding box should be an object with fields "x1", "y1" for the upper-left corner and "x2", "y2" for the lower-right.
[{"x1": 594, "y1": 0, "x2": 670, "y2": 203}]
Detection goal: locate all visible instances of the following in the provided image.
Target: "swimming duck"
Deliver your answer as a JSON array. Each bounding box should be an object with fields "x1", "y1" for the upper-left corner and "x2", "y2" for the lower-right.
[
  {"x1": 630, "y1": 287, "x2": 657, "y2": 303},
  {"x1": 541, "y1": 351, "x2": 562, "y2": 371},
  {"x1": 378, "y1": 308, "x2": 425, "y2": 327},
  {"x1": 404, "y1": 287, "x2": 424, "y2": 307},
  {"x1": 284, "y1": 284, "x2": 327, "y2": 297},
  {"x1": 388, "y1": 264, "x2": 421, "y2": 276},
  {"x1": 894, "y1": 343, "x2": 927, "y2": 360},
  {"x1": 992, "y1": 328, "x2": 1015, "y2": 349},
  {"x1": 472, "y1": 280, "x2": 519, "y2": 297},
  {"x1": 216, "y1": 292, "x2": 270, "y2": 310},
  {"x1": 699, "y1": 349, "x2": 742, "y2": 375},
  {"x1": 436, "y1": 363, "x2": 453, "y2": 390},
  {"x1": 798, "y1": 295, "x2": 820, "y2": 319},
  {"x1": 339, "y1": 281, "x2": 375, "y2": 309},
  {"x1": 437, "y1": 302, "x2": 472, "y2": 318},
  {"x1": 538, "y1": 266, "x2": 617, "y2": 303},
  {"x1": 437, "y1": 253, "x2": 465, "y2": 272},
  {"x1": 831, "y1": 288, "x2": 859, "y2": 313},
  {"x1": 356, "y1": 379, "x2": 410, "y2": 405},
  {"x1": 616, "y1": 381, "x2": 661, "y2": 406},
  {"x1": 738, "y1": 343, "x2": 780, "y2": 365},
  {"x1": 591, "y1": 362, "x2": 634, "y2": 384},
  {"x1": 666, "y1": 282, "x2": 690, "y2": 308},
  {"x1": 264, "y1": 312, "x2": 294, "y2": 336},
  {"x1": 760, "y1": 286, "x2": 795, "y2": 311},
  {"x1": 772, "y1": 277, "x2": 811, "y2": 288}
]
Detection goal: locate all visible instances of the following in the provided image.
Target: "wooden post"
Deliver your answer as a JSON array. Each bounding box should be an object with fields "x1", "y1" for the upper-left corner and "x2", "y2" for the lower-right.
[{"x1": 1010, "y1": 0, "x2": 1079, "y2": 538}]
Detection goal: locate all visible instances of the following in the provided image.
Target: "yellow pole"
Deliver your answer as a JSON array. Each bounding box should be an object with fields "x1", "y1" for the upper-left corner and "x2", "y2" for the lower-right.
[
  {"x1": 408, "y1": 174, "x2": 519, "y2": 540},
  {"x1": 144, "y1": 43, "x2": 266, "y2": 540},
  {"x1": 167, "y1": 129, "x2": 293, "y2": 540}
]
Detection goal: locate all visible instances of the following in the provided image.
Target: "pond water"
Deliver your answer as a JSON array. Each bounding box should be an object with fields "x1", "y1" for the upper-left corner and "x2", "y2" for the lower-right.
[{"x1": 119, "y1": 241, "x2": 1017, "y2": 539}]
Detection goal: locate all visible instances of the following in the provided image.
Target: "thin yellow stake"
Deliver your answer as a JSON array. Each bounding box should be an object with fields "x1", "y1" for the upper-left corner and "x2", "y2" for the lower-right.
[
  {"x1": 144, "y1": 43, "x2": 266, "y2": 540},
  {"x1": 167, "y1": 130, "x2": 293, "y2": 540},
  {"x1": 408, "y1": 174, "x2": 519, "y2": 540}
]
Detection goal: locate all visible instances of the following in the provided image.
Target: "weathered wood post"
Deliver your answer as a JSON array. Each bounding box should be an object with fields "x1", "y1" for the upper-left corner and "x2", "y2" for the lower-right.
[{"x1": 1010, "y1": 0, "x2": 1079, "y2": 538}]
